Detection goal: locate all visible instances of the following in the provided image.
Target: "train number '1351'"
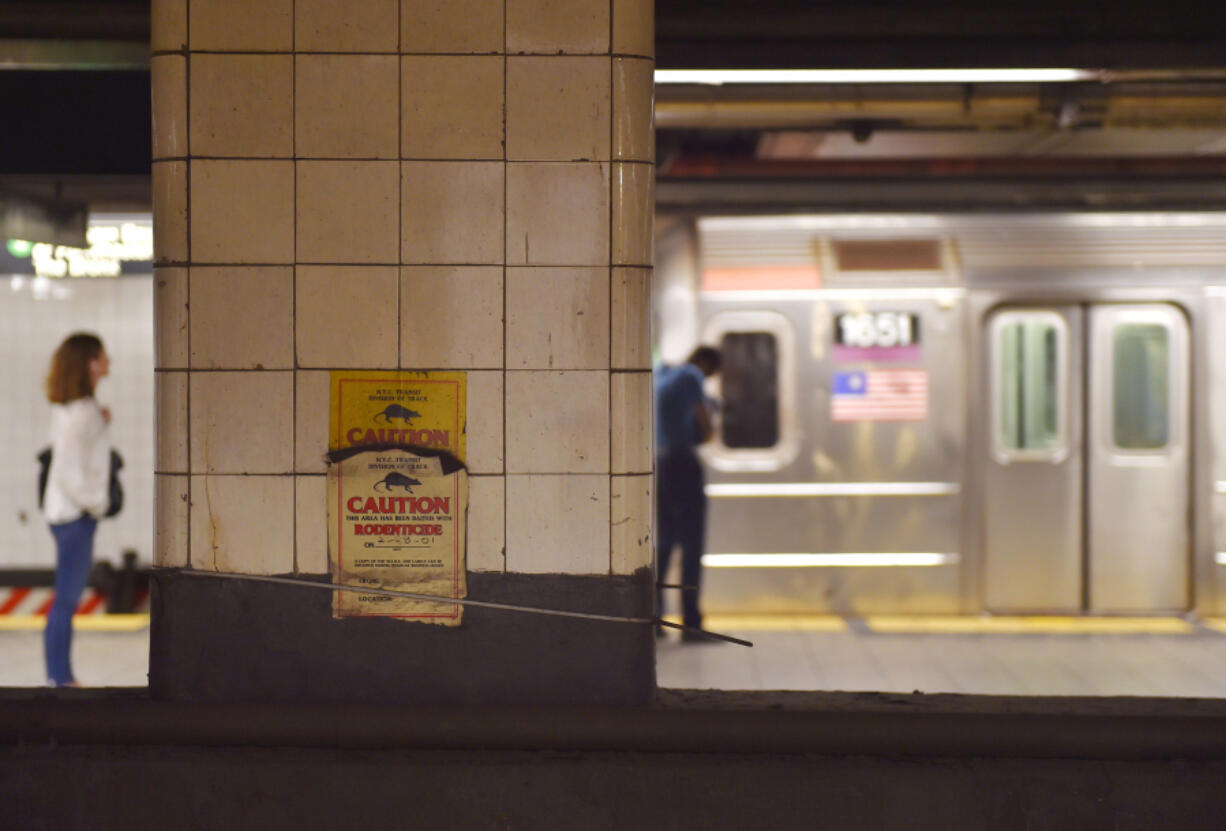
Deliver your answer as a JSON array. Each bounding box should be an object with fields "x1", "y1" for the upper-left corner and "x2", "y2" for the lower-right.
[{"x1": 835, "y1": 312, "x2": 920, "y2": 349}]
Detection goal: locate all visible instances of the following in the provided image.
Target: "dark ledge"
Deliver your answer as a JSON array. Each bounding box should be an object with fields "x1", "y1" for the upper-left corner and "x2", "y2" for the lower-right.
[
  {"x1": 3, "y1": 687, "x2": 1226, "y2": 760},
  {"x1": 149, "y1": 569, "x2": 656, "y2": 706}
]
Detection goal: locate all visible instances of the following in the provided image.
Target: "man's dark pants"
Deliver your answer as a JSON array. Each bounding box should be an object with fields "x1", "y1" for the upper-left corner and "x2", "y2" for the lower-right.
[{"x1": 656, "y1": 451, "x2": 707, "y2": 630}]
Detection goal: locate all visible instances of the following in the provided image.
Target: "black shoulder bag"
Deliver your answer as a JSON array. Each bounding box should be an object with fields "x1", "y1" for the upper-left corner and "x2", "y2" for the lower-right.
[{"x1": 37, "y1": 447, "x2": 125, "y2": 518}]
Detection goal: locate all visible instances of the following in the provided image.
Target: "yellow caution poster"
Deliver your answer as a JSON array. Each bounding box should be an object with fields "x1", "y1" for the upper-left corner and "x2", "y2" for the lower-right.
[
  {"x1": 328, "y1": 371, "x2": 468, "y2": 623},
  {"x1": 328, "y1": 447, "x2": 467, "y2": 623},
  {"x1": 330, "y1": 371, "x2": 466, "y2": 462}
]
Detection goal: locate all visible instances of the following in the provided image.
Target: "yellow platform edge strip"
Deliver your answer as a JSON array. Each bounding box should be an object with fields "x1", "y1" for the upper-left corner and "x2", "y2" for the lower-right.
[
  {"x1": 865, "y1": 615, "x2": 1195, "y2": 635},
  {"x1": 665, "y1": 614, "x2": 849, "y2": 632},
  {"x1": 0, "y1": 614, "x2": 149, "y2": 632},
  {"x1": 0, "y1": 614, "x2": 1214, "y2": 636},
  {"x1": 673, "y1": 614, "x2": 1201, "y2": 635}
]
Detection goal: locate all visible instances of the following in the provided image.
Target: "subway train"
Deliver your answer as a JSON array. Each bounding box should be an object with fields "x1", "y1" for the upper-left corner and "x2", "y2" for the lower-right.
[{"x1": 653, "y1": 212, "x2": 1226, "y2": 617}]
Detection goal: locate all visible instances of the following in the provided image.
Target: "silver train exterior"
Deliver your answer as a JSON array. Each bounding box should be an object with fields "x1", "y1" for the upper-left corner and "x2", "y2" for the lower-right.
[{"x1": 654, "y1": 212, "x2": 1226, "y2": 616}]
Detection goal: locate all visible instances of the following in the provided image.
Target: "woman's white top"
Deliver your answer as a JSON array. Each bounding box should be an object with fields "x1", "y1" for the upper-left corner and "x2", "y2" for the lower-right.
[{"x1": 44, "y1": 397, "x2": 110, "y2": 524}]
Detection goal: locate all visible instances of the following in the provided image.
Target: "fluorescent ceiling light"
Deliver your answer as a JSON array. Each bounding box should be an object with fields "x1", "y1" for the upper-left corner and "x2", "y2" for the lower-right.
[
  {"x1": 703, "y1": 553, "x2": 953, "y2": 568},
  {"x1": 655, "y1": 69, "x2": 1098, "y2": 85}
]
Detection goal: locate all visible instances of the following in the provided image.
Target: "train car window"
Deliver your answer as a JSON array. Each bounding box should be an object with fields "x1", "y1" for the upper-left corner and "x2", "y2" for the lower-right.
[
  {"x1": 998, "y1": 318, "x2": 1062, "y2": 452},
  {"x1": 1112, "y1": 323, "x2": 1170, "y2": 449},
  {"x1": 718, "y1": 332, "x2": 780, "y2": 448}
]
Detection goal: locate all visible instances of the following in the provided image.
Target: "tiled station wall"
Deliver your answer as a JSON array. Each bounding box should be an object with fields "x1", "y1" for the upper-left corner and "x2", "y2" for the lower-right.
[
  {"x1": 0, "y1": 277, "x2": 155, "y2": 568},
  {"x1": 151, "y1": 0, "x2": 655, "y2": 578}
]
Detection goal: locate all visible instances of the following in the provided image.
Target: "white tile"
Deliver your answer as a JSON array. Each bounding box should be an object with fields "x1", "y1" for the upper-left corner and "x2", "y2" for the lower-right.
[
  {"x1": 295, "y1": 55, "x2": 398, "y2": 159},
  {"x1": 151, "y1": 55, "x2": 186, "y2": 160},
  {"x1": 296, "y1": 0, "x2": 398, "y2": 52},
  {"x1": 611, "y1": 474, "x2": 651, "y2": 574},
  {"x1": 611, "y1": 267, "x2": 651, "y2": 369},
  {"x1": 507, "y1": 0, "x2": 609, "y2": 54},
  {"x1": 612, "y1": 0, "x2": 653, "y2": 57},
  {"x1": 466, "y1": 475, "x2": 505, "y2": 572},
  {"x1": 613, "y1": 57, "x2": 654, "y2": 162},
  {"x1": 400, "y1": 266, "x2": 503, "y2": 369},
  {"x1": 296, "y1": 266, "x2": 399, "y2": 369},
  {"x1": 190, "y1": 371, "x2": 294, "y2": 474},
  {"x1": 295, "y1": 475, "x2": 329, "y2": 574},
  {"x1": 190, "y1": 475, "x2": 294, "y2": 574},
  {"x1": 152, "y1": 0, "x2": 187, "y2": 52},
  {"x1": 506, "y1": 267, "x2": 609, "y2": 370},
  {"x1": 464, "y1": 370, "x2": 504, "y2": 474},
  {"x1": 297, "y1": 161, "x2": 399, "y2": 264},
  {"x1": 190, "y1": 54, "x2": 293, "y2": 158},
  {"x1": 295, "y1": 370, "x2": 331, "y2": 473},
  {"x1": 152, "y1": 161, "x2": 186, "y2": 264},
  {"x1": 156, "y1": 371, "x2": 188, "y2": 473},
  {"x1": 611, "y1": 371, "x2": 652, "y2": 473},
  {"x1": 505, "y1": 475, "x2": 609, "y2": 574},
  {"x1": 506, "y1": 56, "x2": 610, "y2": 161},
  {"x1": 401, "y1": 55, "x2": 504, "y2": 160},
  {"x1": 155, "y1": 474, "x2": 189, "y2": 567},
  {"x1": 612, "y1": 162, "x2": 653, "y2": 266},
  {"x1": 189, "y1": 0, "x2": 292, "y2": 51},
  {"x1": 506, "y1": 371, "x2": 609, "y2": 473},
  {"x1": 190, "y1": 266, "x2": 294, "y2": 369},
  {"x1": 190, "y1": 160, "x2": 295, "y2": 264},
  {"x1": 401, "y1": 0, "x2": 503, "y2": 53},
  {"x1": 153, "y1": 267, "x2": 188, "y2": 369},
  {"x1": 506, "y1": 163, "x2": 610, "y2": 266},
  {"x1": 401, "y1": 162, "x2": 504, "y2": 264}
]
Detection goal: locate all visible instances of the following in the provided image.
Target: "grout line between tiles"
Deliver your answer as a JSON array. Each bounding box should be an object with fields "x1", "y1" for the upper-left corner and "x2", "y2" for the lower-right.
[
  {"x1": 608, "y1": 0, "x2": 616, "y2": 576},
  {"x1": 290, "y1": 0, "x2": 299, "y2": 574},
  {"x1": 183, "y1": 0, "x2": 192, "y2": 569},
  {"x1": 177, "y1": 49, "x2": 651, "y2": 58},
  {"x1": 177, "y1": 261, "x2": 652, "y2": 269},
  {"x1": 182, "y1": 156, "x2": 644, "y2": 164},
  {"x1": 397, "y1": 0, "x2": 404, "y2": 371},
  {"x1": 502, "y1": 0, "x2": 510, "y2": 575}
]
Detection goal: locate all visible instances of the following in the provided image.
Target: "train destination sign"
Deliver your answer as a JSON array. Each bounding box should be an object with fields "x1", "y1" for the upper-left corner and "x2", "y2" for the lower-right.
[
  {"x1": 833, "y1": 311, "x2": 921, "y2": 362},
  {"x1": 328, "y1": 447, "x2": 467, "y2": 623}
]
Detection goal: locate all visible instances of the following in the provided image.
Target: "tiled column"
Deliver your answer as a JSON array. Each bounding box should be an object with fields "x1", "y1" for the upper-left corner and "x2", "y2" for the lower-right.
[{"x1": 150, "y1": 0, "x2": 656, "y2": 704}]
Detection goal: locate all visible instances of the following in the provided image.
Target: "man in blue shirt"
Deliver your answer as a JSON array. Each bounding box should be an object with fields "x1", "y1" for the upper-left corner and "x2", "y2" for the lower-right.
[{"x1": 654, "y1": 345, "x2": 721, "y2": 639}]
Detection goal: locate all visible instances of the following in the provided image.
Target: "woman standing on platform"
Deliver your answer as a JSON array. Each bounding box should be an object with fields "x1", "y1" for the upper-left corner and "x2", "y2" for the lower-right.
[{"x1": 42, "y1": 332, "x2": 111, "y2": 687}]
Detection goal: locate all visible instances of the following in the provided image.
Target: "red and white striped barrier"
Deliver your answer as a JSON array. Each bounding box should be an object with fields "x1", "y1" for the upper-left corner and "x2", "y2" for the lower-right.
[{"x1": 0, "y1": 587, "x2": 149, "y2": 616}]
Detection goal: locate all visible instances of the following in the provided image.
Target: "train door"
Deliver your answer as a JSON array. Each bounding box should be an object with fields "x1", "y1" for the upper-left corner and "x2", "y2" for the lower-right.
[
  {"x1": 984, "y1": 307, "x2": 1083, "y2": 611},
  {"x1": 1086, "y1": 305, "x2": 1190, "y2": 611},
  {"x1": 983, "y1": 303, "x2": 1190, "y2": 613}
]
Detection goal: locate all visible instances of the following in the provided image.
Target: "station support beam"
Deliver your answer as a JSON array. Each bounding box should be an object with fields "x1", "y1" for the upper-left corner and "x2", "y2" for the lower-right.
[{"x1": 149, "y1": 0, "x2": 657, "y2": 704}]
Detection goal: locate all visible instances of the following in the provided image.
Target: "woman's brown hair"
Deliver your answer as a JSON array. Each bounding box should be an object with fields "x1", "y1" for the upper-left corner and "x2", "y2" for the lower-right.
[{"x1": 45, "y1": 332, "x2": 104, "y2": 404}]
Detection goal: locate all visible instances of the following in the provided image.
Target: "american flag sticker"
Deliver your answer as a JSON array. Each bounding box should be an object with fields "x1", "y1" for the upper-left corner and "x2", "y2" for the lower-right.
[{"x1": 831, "y1": 370, "x2": 928, "y2": 422}]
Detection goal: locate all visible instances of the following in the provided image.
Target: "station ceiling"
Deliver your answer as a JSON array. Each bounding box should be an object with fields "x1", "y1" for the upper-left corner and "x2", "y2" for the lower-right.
[{"x1": 1, "y1": 0, "x2": 1225, "y2": 215}]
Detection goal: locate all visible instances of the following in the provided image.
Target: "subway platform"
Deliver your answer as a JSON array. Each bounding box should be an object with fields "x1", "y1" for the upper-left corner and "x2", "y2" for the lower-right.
[
  {"x1": 658, "y1": 614, "x2": 1226, "y2": 697},
  {"x1": 4, "y1": 614, "x2": 1226, "y2": 696}
]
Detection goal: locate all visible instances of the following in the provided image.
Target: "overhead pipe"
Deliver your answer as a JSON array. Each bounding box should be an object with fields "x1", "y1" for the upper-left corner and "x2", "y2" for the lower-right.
[
  {"x1": 660, "y1": 154, "x2": 1226, "y2": 180},
  {"x1": 656, "y1": 88, "x2": 1226, "y2": 130},
  {"x1": 655, "y1": 95, "x2": 1043, "y2": 130}
]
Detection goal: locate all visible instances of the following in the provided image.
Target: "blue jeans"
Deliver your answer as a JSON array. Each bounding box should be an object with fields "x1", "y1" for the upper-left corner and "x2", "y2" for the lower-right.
[
  {"x1": 656, "y1": 453, "x2": 707, "y2": 630},
  {"x1": 45, "y1": 514, "x2": 96, "y2": 685}
]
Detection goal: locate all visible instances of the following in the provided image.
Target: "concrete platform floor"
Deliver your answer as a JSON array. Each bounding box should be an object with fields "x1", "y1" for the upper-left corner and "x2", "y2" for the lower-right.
[
  {"x1": 4, "y1": 615, "x2": 1226, "y2": 696},
  {"x1": 658, "y1": 615, "x2": 1226, "y2": 696},
  {"x1": 0, "y1": 626, "x2": 149, "y2": 687}
]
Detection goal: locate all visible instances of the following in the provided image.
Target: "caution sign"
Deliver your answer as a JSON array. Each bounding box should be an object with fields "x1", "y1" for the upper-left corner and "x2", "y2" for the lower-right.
[
  {"x1": 328, "y1": 447, "x2": 467, "y2": 623},
  {"x1": 328, "y1": 370, "x2": 469, "y2": 623},
  {"x1": 330, "y1": 371, "x2": 466, "y2": 462}
]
